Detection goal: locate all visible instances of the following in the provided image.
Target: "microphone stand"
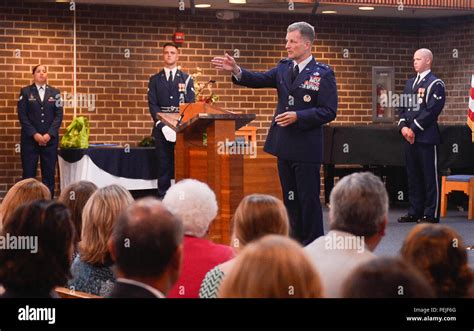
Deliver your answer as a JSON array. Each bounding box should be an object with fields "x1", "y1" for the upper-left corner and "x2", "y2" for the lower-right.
[{"x1": 176, "y1": 103, "x2": 192, "y2": 127}]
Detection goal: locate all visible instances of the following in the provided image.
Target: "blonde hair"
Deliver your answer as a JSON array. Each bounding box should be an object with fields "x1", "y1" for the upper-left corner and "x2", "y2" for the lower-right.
[
  {"x1": 219, "y1": 235, "x2": 323, "y2": 298},
  {"x1": 0, "y1": 178, "x2": 50, "y2": 227},
  {"x1": 79, "y1": 184, "x2": 133, "y2": 266},
  {"x1": 231, "y1": 194, "x2": 289, "y2": 251}
]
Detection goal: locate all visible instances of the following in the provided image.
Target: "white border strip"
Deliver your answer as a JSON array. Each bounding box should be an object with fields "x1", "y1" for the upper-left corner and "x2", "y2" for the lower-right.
[
  {"x1": 414, "y1": 119, "x2": 424, "y2": 131},
  {"x1": 434, "y1": 145, "x2": 439, "y2": 217}
]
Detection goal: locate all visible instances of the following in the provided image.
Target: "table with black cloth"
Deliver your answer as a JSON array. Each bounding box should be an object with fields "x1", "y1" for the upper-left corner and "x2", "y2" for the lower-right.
[
  {"x1": 323, "y1": 125, "x2": 474, "y2": 204},
  {"x1": 58, "y1": 147, "x2": 159, "y2": 191}
]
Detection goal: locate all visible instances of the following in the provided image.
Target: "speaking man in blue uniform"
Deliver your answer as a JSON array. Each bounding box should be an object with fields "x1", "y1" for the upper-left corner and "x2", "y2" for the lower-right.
[
  {"x1": 17, "y1": 64, "x2": 63, "y2": 198},
  {"x1": 148, "y1": 43, "x2": 195, "y2": 198},
  {"x1": 212, "y1": 22, "x2": 338, "y2": 245},
  {"x1": 397, "y1": 48, "x2": 445, "y2": 224}
]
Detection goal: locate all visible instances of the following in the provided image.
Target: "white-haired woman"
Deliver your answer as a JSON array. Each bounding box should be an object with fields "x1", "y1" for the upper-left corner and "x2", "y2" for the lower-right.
[{"x1": 163, "y1": 179, "x2": 233, "y2": 298}]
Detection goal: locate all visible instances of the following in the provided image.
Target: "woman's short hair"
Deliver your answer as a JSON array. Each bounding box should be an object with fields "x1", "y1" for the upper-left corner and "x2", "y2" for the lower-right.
[
  {"x1": 0, "y1": 178, "x2": 51, "y2": 227},
  {"x1": 231, "y1": 194, "x2": 289, "y2": 251},
  {"x1": 162, "y1": 179, "x2": 217, "y2": 238},
  {"x1": 342, "y1": 257, "x2": 435, "y2": 298},
  {"x1": 58, "y1": 181, "x2": 98, "y2": 243},
  {"x1": 219, "y1": 235, "x2": 322, "y2": 298},
  {"x1": 79, "y1": 184, "x2": 133, "y2": 266},
  {"x1": 400, "y1": 224, "x2": 472, "y2": 298},
  {"x1": 0, "y1": 200, "x2": 75, "y2": 292},
  {"x1": 32, "y1": 64, "x2": 46, "y2": 74}
]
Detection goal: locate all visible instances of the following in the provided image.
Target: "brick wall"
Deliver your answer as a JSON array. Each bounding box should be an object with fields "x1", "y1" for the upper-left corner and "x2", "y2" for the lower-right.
[
  {"x1": 0, "y1": 0, "x2": 472, "y2": 200},
  {"x1": 421, "y1": 15, "x2": 474, "y2": 123}
]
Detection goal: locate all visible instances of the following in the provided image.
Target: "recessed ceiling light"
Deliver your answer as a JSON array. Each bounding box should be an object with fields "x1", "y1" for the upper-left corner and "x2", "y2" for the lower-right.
[
  {"x1": 322, "y1": 10, "x2": 337, "y2": 14},
  {"x1": 229, "y1": 0, "x2": 247, "y2": 3},
  {"x1": 359, "y1": 6, "x2": 375, "y2": 11},
  {"x1": 195, "y1": 4, "x2": 211, "y2": 8}
]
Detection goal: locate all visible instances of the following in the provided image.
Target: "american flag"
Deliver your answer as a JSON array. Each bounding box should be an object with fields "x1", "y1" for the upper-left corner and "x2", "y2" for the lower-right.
[{"x1": 469, "y1": 73, "x2": 474, "y2": 142}]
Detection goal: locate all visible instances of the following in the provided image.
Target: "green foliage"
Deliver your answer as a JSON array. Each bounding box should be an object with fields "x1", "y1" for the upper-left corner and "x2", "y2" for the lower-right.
[{"x1": 60, "y1": 116, "x2": 90, "y2": 149}]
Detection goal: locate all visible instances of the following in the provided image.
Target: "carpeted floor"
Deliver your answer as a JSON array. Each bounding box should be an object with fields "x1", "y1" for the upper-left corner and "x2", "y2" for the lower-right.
[{"x1": 321, "y1": 206, "x2": 474, "y2": 267}]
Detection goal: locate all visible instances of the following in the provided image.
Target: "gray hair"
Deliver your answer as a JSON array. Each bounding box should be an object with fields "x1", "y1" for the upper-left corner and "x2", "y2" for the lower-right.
[
  {"x1": 287, "y1": 22, "x2": 315, "y2": 43},
  {"x1": 162, "y1": 179, "x2": 218, "y2": 238},
  {"x1": 329, "y1": 172, "x2": 388, "y2": 237}
]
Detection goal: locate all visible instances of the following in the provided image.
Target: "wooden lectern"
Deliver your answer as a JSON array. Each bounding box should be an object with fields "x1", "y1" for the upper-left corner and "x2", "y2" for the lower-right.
[{"x1": 157, "y1": 103, "x2": 256, "y2": 244}]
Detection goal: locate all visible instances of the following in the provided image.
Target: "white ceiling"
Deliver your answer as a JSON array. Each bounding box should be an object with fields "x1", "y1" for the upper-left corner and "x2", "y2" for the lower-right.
[{"x1": 73, "y1": 0, "x2": 474, "y2": 18}]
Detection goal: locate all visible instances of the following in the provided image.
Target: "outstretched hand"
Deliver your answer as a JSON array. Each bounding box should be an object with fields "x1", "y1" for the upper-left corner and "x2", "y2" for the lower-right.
[{"x1": 211, "y1": 53, "x2": 239, "y2": 75}]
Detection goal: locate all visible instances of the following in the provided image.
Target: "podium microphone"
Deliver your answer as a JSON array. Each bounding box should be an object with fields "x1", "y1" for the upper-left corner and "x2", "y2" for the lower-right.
[{"x1": 176, "y1": 103, "x2": 192, "y2": 127}]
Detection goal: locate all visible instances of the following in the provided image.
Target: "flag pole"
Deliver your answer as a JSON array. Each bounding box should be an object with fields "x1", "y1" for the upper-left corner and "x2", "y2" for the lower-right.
[{"x1": 73, "y1": 5, "x2": 77, "y2": 119}]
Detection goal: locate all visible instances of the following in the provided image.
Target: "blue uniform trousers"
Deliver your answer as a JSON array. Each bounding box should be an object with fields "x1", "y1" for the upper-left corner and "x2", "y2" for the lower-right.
[
  {"x1": 404, "y1": 141, "x2": 439, "y2": 219},
  {"x1": 21, "y1": 135, "x2": 58, "y2": 198},
  {"x1": 277, "y1": 158, "x2": 323, "y2": 245}
]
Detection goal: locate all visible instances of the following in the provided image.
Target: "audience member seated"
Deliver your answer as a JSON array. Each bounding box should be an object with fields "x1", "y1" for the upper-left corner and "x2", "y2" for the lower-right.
[
  {"x1": 163, "y1": 179, "x2": 233, "y2": 298},
  {"x1": 400, "y1": 224, "x2": 473, "y2": 298},
  {"x1": 341, "y1": 257, "x2": 434, "y2": 298},
  {"x1": 0, "y1": 200, "x2": 75, "y2": 298},
  {"x1": 108, "y1": 198, "x2": 184, "y2": 298},
  {"x1": 58, "y1": 181, "x2": 98, "y2": 259},
  {"x1": 199, "y1": 194, "x2": 289, "y2": 298},
  {"x1": 68, "y1": 184, "x2": 134, "y2": 296},
  {"x1": 0, "y1": 178, "x2": 50, "y2": 228},
  {"x1": 219, "y1": 235, "x2": 322, "y2": 298},
  {"x1": 305, "y1": 172, "x2": 388, "y2": 297}
]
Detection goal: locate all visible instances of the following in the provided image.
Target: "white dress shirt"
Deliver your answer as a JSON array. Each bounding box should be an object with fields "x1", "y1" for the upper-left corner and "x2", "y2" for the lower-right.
[
  {"x1": 164, "y1": 67, "x2": 178, "y2": 82},
  {"x1": 293, "y1": 54, "x2": 313, "y2": 74},
  {"x1": 36, "y1": 84, "x2": 45, "y2": 102},
  {"x1": 304, "y1": 230, "x2": 376, "y2": 298},
  {"x1": 413, "y1": 69, "x2": 431, "y2": 89}
]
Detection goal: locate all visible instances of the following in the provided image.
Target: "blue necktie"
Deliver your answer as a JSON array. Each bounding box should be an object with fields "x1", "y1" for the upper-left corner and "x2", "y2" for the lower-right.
[
  {"x1": 168, "y1": 71, "x2": 173, "y2": 88},
  {"x1": 413, "y1": 74, "x2": 420, "y2": 90},
  {"x1": 292, "y1": 65, "x2": 299, "y2": 83}
]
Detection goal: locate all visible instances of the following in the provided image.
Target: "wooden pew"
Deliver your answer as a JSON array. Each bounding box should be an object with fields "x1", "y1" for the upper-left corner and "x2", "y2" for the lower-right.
[{"x1": 55, "y1": 286, "x2": 101, "y2": 299}]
